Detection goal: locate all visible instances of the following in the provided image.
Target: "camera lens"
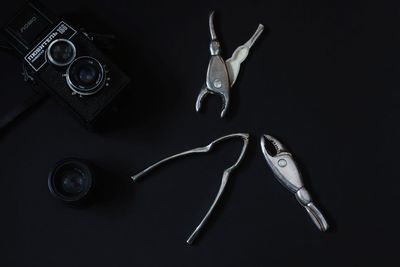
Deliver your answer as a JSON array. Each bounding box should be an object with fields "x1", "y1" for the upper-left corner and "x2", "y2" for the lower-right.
[
  {"x1": 48, "y1": 159, "x2": 94, "y2": 203},
  {"x1": 66, "y1": 56, "x2": 105, "y2": 96},
  {"x1": 47, "y1": 39, "x2": 76, "y2": 67},
  {"x1": 78, "y1": 65, "x2": 97, "y2": 84}
]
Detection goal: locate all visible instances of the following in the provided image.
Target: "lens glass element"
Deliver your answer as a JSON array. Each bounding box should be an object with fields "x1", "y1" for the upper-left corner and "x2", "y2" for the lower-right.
[
  {"x1": 78, "y1": 65, "x2": 97, "y2": 84},
  {"x1": 59, "y1": 168, "x2": 87, "y2": 195}
]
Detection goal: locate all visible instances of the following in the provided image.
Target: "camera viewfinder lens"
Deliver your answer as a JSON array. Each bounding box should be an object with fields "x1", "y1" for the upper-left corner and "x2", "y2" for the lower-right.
[{"x1": 47, "y1": 39, "x2": 76, "y2": 67}]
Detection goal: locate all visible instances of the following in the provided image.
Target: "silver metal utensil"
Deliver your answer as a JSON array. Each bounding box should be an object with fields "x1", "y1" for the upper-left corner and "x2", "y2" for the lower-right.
[
  {"x1": 196, "y1": 11, "x2": 263, "y2": 118},
  {"x1": 260, "y1": 134, "x2": 329, "y2": 232},
  {"x1": 132, "y1": 133, "x2": 250, "y2": 244}
]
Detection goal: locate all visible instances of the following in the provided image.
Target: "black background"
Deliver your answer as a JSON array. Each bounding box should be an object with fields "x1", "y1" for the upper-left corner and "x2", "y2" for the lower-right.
[{"x1": 1, "y1": 0, "x2": 399, "y2": 266}]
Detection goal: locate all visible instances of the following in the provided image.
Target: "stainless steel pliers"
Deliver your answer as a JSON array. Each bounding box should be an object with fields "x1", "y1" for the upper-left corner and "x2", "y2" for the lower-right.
[
  {"x1": 261, "y1": 134, "x2": 329, "y2": 232},
  {"x1": 196, "y1": 11, "x2": 264, "y2": 118}
]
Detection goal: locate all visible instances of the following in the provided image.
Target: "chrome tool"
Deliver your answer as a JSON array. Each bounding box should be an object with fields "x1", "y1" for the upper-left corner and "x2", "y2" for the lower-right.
[
  {"x1": 131, "y1": 133, "x2": 250, "y2": 244},
  {"x1": 196, "y1": 11, "x2": 263, "y2": 118},
  {"x1": 260, "y1": 134, "x2": 329, "y2": 232}
]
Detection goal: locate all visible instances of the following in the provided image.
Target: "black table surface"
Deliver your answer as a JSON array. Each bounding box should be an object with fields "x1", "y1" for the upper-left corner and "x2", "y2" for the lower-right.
[{"x1": 2, "y1": 1, "x2": 399, "y2": 266}]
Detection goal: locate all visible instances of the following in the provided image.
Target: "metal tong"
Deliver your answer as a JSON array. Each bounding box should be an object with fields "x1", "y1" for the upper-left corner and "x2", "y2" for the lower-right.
[
  {"x1": 196, "y1": 11, "x2": 264, "y2": 118},
  {"x1": 131, "y1": 133, "x2": 250, "y2": 244},
  {"x1": 260, "y1": 135, "x2": 329, "y2": 232}
]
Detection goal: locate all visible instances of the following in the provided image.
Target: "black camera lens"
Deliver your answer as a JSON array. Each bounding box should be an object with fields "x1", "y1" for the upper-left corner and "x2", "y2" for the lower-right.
[
  {"x1": 47, "y1": 39, "x2": 76, "y2": 66},
  {"x1": 48, "y1": 159, "x2": 94, "y2": 203},
  {"x1": 66, "y1": 56, "x2": 105, "y2": 96},
  {"x1": 79, "y1": 65, "x2": 97, "y2": 84}
]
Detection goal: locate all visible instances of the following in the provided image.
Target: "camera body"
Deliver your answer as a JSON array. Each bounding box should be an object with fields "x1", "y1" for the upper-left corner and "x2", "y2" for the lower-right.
[{"x1": 3, "y1": 1, "x2": 130, "y2": 127}]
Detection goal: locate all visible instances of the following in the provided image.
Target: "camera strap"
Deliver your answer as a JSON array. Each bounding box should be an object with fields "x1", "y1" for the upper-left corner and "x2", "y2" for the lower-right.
[
  {"x1": 0, "y1": 88, "x2": 46, "y2": 133},
  {"x1": 0, "y1": 46, "x2": 47, "y2": 133},
  {"x1": 0, "y1": 44, "x2": 14, "y2": 53}
]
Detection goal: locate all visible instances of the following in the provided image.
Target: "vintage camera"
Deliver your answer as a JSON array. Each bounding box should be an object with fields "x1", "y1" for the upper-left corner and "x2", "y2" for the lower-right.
[{"x1": 2, "y1": 1, "x2": 130, "y2": 127}]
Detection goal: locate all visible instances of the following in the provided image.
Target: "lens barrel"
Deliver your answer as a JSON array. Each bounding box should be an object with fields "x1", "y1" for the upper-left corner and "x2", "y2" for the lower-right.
[
  {"x1": 66, "y1": 56, "x2": 105, "y2": 96},
  {"x1": 48, "y1": 158, "x2": 95, "y2": 204},
  {"x1": 47, "y1": 39, "x2": 76, "y2": 67}
]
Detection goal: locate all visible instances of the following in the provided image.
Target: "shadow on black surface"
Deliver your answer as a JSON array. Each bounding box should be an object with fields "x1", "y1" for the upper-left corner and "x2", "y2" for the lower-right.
[{"x1": 91, "y1": 165, "x2": 137, "y2": 216}]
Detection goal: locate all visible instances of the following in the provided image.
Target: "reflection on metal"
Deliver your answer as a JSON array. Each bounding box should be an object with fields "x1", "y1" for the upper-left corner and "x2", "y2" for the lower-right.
[
  {"x1": 131, "y1": 133, "x2": 250, "y2": 244},
  {"x1": 196, "y1": 11, "x2": 263, "y2": 118},
  {"x1": 261, "y1": 134, "x2": 329, "y2": 232}
]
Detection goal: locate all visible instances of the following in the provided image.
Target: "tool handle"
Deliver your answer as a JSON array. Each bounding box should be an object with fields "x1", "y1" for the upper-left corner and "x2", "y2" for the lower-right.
[
  {"x1": 244, "y1": 24, "x2": 264, "y2": 49},
  {"x1": 304, "y1": 202, "x2": 329, "y2": 232},
  {"x1": 187, "y1": 171, "x2": 229, "y2": 244},
  {"x1": 209, "y1": 11, "x2": 217, "y2": 40},
  {"x1": 131, "y1": 147, "x2": 207, "y2": 182},
  {"x1": 225, "y1": 24, "x2": 264, "y2": 85}
]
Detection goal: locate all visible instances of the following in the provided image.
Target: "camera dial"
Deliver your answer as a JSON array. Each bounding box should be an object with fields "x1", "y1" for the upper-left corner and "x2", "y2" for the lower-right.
[
  {"x1": 65, "y1": 56, "x2": 107, "y2": 96},
  {"x1": 47, "y1": 39, "x2": 76, "y2": 67}
]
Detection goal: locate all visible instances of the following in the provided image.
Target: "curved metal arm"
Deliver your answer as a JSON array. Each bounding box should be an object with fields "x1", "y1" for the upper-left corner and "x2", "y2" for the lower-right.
[
  {"x1": 131, "y1": 147, "x2": 208, "y2": 182},
  {"x1": 209, "y1": 11, "x2": 217, "y2": 40},
  {"x1": 187, "y1": 133, "x2": 249, "y2": 244},
  {"x1": 304, "y1": 202, "x2": 329, "y2": 232},
  {"x1": 226, "y1": 24, "x2": 264, "y2": 86},
  {"x1": 131, "y1": 133, "x2": 250, "y2": 244}
]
